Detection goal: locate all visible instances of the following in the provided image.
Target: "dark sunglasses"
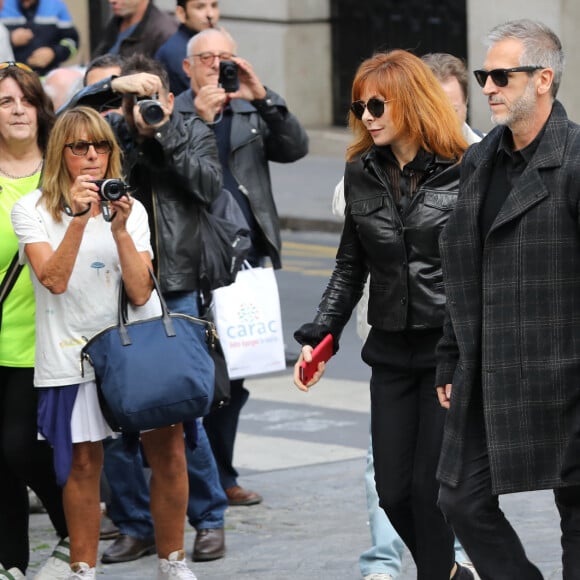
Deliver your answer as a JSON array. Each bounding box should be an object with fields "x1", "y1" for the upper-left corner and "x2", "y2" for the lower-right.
[
  {"x1": 0, "y1": 61, "x2": 34, "y2": 74},
  {"x1": 350, "y1": 97, "x2": 392, "y2": 120},
  {"x1": 473, "y1": 66, "x2": 544, "y2": 88},
  {"x1": 65, "y1": 140, "x2": 112, "y2": 156}
]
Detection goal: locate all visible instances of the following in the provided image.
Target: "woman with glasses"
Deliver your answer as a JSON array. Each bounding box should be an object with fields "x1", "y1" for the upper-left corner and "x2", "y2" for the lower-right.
[
  {"x1": 293, "y1": 50, "x2": 472, "y2": 580},
  {"x1": 0, "y1": 60, "x2": 71, "y2": 580},
  {"x1": 11, "y1": 106, "x2": 198, "y2": 580}
]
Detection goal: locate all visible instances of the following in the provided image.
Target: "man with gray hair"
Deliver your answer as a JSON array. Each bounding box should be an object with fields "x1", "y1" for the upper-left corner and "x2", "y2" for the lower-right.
[{"x1": 436, "y1": 19, "x2": 580, "y2": 578}]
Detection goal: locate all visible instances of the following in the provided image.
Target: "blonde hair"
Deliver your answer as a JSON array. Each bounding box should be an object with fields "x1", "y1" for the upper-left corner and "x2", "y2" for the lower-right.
[
  {"x1": 40, "y1": 106, "x2": 122, "y2": 221},
  {"x1": 346, "y1": 50, "x2": 468, "y2": 161}
]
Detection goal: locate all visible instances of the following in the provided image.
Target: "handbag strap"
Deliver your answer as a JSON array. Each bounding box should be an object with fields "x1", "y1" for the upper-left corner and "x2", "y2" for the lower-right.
[
  {"x1": 0, "y1": 252, "x2": 24, "y2": 307},
  {"x1": 117, "y1": 267, "x2": 176, "y2": 346}
]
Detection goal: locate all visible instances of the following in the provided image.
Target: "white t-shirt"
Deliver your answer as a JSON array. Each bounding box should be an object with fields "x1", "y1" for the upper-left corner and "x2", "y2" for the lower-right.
[{"x1": 11, "y1": 189, "x2": 154, "y2": 387}]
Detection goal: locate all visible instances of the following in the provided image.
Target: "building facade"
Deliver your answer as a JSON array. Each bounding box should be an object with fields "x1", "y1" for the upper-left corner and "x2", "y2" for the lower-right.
[{"x1": 65, "y1": 0, "x2": 580, "y2": 132}]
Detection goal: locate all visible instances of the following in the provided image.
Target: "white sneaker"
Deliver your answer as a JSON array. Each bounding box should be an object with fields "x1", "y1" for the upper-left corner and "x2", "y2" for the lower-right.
[
  {"x1": 363, "y1": 574, "x2": 394, "y2": 580},
  {"x1": 157, "y1": 550, "x2": 197, "y2": 580},
  {"x1": 0, "y1": 567, "x2": 25, "y2": 580},
  {"x1": 66, "y1": 563, "x2": 95, "y2": 580},
  {"x1": 35, "y1": 538, "x2": 70, "y2": 580}
]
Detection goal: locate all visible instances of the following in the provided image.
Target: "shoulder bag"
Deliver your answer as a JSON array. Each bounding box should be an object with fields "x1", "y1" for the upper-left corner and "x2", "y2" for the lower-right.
[
  {"x1": 197, "y1": 188, "x2": 251, "y2": 310},
  {"x1": 81, "y1": 269, "x2": 216, "y2": 432}
]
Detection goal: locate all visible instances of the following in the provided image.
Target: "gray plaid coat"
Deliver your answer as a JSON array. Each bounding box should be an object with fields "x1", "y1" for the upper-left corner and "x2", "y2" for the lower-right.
[{"x1": 436, "y1": 100, "x2": 580, "y2": 494}]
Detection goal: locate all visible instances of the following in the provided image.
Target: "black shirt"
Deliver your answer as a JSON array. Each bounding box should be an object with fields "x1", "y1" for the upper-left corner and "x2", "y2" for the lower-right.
[{"x1": 480, "y1": 127, "x2": 544, "y2": 241}]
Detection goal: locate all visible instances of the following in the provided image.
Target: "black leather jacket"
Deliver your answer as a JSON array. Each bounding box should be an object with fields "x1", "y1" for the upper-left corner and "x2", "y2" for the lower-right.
[
  {"x1": 107, "y1": 113, "x2": 222, "y2": 292},
  {"x1": 174, "y1": 87, "x2": 308, "y2": 268},
  {"x1": 296, "y1": 147, "x2": 460, "y2": 349}
]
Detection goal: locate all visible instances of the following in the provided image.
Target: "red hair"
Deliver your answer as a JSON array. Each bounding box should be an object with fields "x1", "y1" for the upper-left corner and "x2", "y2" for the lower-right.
[{"x1": 346, "y1": 50, "x2": 467, "y2": 161}]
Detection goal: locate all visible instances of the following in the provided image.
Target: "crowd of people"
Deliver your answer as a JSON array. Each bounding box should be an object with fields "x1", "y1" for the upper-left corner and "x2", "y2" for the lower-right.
[{"x1": 0, "y1": 2, "x2": 579, "y2": 580}]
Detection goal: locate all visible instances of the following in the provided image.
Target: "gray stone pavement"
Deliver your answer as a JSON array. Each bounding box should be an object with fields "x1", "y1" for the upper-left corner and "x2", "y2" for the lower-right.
[
  {"x1": 26, "y1": 129, "x2": 565, "y2": 578},
  {"x1": 27, "y1": 373, "x2": 564, "y2": 579}
]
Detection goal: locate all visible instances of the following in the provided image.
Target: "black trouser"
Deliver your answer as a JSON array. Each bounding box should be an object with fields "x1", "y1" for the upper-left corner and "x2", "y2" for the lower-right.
[
  {"x1": 0, "y1": 367, "x2": 67, "y2": 572},
  {"x1": 203, "y1": 378, "x2": 250, "y2": 489},
  {"x1": 364, "y1": 328, "x2": 455, "y2": 580},
  {"x1": 438, "y1": 409, "x2": 580, "y2": 580}
]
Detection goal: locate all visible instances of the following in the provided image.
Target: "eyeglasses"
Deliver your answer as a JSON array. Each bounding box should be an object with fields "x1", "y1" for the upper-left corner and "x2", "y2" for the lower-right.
[
  {"x1": 64, "y1": 140, "x2": 112, "y2": 156},
  {"x1": 350, "y1": 97, "x2": 392, "y2": 120},
  {"x1": 190, "y1": 51, "x2": 235, "y2": 66},
  {"x1": 473, "y1": 66, "x2": 544, "y2": 88},
  {"x1": 0, "y1": 61, "x2": 34, "y2": 74}
]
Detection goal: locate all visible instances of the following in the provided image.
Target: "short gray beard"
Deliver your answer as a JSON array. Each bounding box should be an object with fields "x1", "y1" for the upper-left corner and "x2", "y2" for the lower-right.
[{"x1": 490, "y1": 79, "x2": 537, "y2": 129}]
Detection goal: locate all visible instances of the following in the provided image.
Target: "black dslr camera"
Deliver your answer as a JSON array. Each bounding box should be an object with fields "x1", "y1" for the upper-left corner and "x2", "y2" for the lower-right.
[
  {"x1": 136, "y1": 94, "x2": 164, "y2": 125},
  {"x1": 218, "y1": 60, "x2": 239, "y2": 93},
  {"x1": 93, "y1": 179, "x2": 131, "y2": 221}
]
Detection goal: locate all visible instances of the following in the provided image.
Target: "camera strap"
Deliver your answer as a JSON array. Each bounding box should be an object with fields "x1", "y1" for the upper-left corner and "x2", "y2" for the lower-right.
[
  {"x1": 63, "y1": 203, "x2": 91, "y2": 218},
  {"x1": 0, "y1": 251, "x2": 24, "y2": 331}
]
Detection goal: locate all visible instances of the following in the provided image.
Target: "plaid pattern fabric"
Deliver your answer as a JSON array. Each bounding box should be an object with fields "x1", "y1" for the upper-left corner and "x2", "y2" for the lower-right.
[{"x1": 437, "y1": 100, "x2": 580, "y2": 494}]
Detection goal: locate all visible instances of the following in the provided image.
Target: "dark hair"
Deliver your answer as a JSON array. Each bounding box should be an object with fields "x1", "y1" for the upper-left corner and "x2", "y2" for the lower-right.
[
  {"x1": 121, "y1": 53, "x2": 170, "y2": 93},
  {"x1": 83, "y1": 54, "x2": 125, "y2": 86},
  {"x1": 176, "y1": 0, "x2": 187, "y2": 6},
  {"x1": 0, "y1": 66, "x2": 55, "y2": 153},
  {"x1": 421, "y1": 53, "x2": 469, "y2": 104}
]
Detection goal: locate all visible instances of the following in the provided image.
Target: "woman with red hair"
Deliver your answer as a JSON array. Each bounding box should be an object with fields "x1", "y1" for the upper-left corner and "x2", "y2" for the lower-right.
[{"x1": 293, "y1": 50, "x2": 472, "y2": 579}]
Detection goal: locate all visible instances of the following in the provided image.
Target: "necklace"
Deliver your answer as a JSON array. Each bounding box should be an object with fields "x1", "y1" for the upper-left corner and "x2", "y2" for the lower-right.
[{"x1": 0, "y1": 158, "x2": 43, "y2": 180}]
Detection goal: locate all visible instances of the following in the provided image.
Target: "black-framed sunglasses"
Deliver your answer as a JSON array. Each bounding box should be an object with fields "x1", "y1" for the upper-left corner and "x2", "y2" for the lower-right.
[
  {"x1": 0, "y1": 61, "x2": 34, "y2": 74},
  {"x1": 473, "y1": 66, "x2": 544, "y2": 88},
  {"x1": 64, "y1": 140, "x2": 112, "y2": 156},
  {"x1": 350, "y1": 97, "x2": 393, "y2": 120}
]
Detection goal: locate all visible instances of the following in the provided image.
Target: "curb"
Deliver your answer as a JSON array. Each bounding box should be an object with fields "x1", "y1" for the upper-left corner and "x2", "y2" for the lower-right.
[{"x1": 279, "y1": 216, "x2": 342, "y2": 234}]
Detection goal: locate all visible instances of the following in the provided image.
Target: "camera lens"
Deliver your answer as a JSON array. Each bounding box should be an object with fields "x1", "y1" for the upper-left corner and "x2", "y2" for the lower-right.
[
  {"x1": 139, "y1": 100, "x2": 164, "y2": 125},
  {"x1": 97, "y1": 179, "x2": 126, "y2": 202},
  {"x1": 223, "y1": 67, "x2": 236, "y2": 79}
]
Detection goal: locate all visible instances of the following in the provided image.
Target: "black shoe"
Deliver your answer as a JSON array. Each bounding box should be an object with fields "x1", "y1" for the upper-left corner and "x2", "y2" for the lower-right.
[
  {"x1": 101, "y1": 534, "x2": 156, "y2": 564},
  {"x1": 192, "y1": 528, "x2": 225, "y2": 562}
]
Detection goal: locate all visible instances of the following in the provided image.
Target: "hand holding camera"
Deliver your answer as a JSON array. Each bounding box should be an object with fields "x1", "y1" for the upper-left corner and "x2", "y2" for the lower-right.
[
  {"x1": 110, "y1": 72, "x2": 170, "y2": 132},
  {"x1": 222, "y1": 57, "x2": 267, "y2": 102},
  {"x1": 67, "y1": 176, "x2": 132, "y2": 223}
]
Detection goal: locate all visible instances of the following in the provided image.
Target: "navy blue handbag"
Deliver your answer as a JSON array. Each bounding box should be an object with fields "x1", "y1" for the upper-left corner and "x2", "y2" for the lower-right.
[{"x1": 81, "y1": 270, "x2": 215, "y2": 432}]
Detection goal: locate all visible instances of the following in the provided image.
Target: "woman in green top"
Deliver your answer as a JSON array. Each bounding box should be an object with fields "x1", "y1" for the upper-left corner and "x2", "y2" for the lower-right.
[{"x1": 0, "y1": 61, "x2": 68, "y2": 580}]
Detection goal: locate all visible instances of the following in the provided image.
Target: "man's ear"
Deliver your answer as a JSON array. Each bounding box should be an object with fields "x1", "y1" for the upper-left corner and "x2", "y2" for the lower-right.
[
  {"x1": 182, "y1": 55, "x2": 192, "y2": 79},
  {"x1": 166, "y1": 91, "x2": 175, "y2": 113},
  {"x1": 175, "y1": 5, "x2": 186, "y2": 25},
  {"x1": 537, "y1": 68, "x2": 554, "y2": 96}
]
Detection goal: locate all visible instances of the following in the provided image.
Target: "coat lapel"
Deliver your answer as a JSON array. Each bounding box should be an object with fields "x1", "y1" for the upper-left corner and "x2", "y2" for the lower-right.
[{"x1": 488, "y1": 101, "x2": 567, "y2": 234}]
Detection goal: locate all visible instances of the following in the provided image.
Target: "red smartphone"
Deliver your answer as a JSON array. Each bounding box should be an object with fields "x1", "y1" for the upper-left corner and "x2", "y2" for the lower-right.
[{"x1": 299, "y1": 333, "x2": 334, "y2": 384}]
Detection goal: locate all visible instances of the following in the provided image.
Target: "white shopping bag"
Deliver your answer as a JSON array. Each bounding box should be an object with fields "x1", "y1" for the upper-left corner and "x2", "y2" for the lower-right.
[{"x1": 211, "y1": 266, "x2": 286, "y2": 379}]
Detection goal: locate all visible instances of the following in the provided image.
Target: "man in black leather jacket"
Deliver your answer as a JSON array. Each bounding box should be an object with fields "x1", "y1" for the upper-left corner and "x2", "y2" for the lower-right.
[{"x1": 176, "y1": 27, "x2": 308, "y2": 505}]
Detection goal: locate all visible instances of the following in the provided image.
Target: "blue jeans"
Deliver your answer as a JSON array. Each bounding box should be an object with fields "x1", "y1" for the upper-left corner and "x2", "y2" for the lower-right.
[
  {"x1": 104, "y1": 421, "x2": 227, "y2": 536},
  {"x1": 359, "y1": 436, "x2": 405, "y2": 578},
  {"x1": 103, "y1": 290, "x2": 228, "y2": 537}
]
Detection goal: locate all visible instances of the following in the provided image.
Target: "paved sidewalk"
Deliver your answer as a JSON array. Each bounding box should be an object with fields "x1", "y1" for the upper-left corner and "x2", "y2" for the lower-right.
[{"x1": 27, "y1": 372, "x2": 564, "y2": 580}]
